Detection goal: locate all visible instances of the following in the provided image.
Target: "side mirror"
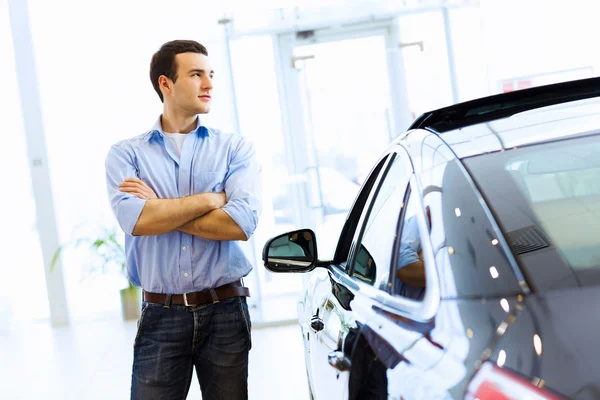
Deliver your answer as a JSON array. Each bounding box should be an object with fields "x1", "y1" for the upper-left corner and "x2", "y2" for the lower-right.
[{"x1": 262, "y1": 229, "x2": 318, "y2": 273}]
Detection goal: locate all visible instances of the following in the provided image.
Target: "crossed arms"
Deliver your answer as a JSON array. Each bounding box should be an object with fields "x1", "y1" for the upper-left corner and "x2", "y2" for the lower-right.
[
  {"x1": 119, "y1": 178, "x2": 247, "y2": 240},
  {"x1": 394, "y1": 213, "x2": 429, "y2": 288},
  {"x1": 395, "y1": 249, "x2": 426, "y2": 287},
  {"x1": 106, "y1": 139, "x2": 259, "y2": 242}
]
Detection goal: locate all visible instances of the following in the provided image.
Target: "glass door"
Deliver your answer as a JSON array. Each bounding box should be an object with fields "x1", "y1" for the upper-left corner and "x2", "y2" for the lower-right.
[
  {"x1": 229, "y1": 16, "x2": 455, "y2": 324},
  {"x1": 229, "y1": 25, "x2": 403, "y2": 323},
  {"x1": 280, "y1": 25, "x2": 401, "y2": 260}
]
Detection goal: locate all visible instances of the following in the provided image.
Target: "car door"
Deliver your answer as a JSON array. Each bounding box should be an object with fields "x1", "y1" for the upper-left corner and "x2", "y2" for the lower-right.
[
  {"x1": 304, "y1": 153, "x2": 394, "y2": 400},
  {"x1": 344, "y1": 174, "x2": 449, "y2": 400},
  {"x1": 368, "y1": 186, "x2": 451, "y2": 399},
  {"x1": 309, "y1": 147, "x2": 419, "y2": 399},
  {"x1": 305, "y1": 266, "x2": 354, "y2": 400}
]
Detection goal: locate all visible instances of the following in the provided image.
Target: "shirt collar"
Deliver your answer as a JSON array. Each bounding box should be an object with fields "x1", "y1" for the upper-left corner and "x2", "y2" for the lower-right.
[{"x1": 149, "y1": 115, "x2": 209, "y2": 138}]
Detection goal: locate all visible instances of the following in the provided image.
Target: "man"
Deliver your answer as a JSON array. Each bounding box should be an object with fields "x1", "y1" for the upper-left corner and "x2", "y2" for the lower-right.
[
  {"x1": 105, "y1": 40, "x2": 261, "y2": 400},
  {"x1": 394, "y1": 204, "x2": 430, "y2": 300}
]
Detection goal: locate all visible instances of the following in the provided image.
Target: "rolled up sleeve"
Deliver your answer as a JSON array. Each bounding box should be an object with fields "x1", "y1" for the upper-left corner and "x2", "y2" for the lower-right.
[
  {"x1": 397, "y1": 217, "x2": 421, "y2": 269},
  {"x1": 105, "y1": 143, "x2": 147, "y2": 235},
  {"x1": 221, "y1": 136, "x2": 262, "y2": 239}
]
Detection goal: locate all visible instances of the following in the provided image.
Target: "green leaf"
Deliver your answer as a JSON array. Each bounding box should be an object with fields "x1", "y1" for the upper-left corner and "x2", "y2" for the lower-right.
[
  {"x1": 48, "y1": 224, "x2": 127, "y2": 278},
  {"x1": 49, "y1": 247, "x2": 62, "y2": 273}
]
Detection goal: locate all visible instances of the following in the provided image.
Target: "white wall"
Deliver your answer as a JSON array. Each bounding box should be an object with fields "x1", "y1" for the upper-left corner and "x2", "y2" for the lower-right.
[
  {"x1": 481, "y1": 0, "x2": 599, "y2": 92},
  {"x1": 405, "y1": 1, "x2": 600, "y2": 113}
]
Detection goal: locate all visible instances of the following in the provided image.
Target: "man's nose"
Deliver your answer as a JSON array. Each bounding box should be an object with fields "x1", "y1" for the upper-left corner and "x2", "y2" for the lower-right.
[{"x1": 202, "y1": 75, "x2": 213, "y2": 90}]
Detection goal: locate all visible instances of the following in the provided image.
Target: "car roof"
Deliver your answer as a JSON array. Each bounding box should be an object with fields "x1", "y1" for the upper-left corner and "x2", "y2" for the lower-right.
[{"x1": 409, "y1": 77, "x2": 600, "y2": 158}]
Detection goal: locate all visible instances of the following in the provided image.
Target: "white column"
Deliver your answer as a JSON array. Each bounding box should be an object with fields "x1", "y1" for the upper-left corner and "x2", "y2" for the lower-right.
[
  {"x1": 8, "y1": 0, "x2": 69, "y2": 326},
  {"x1": 443, "y1": 6, "x2": 460, "y2": 104},
  {"x1": 386, "y1": 18, "x2": 413, "y2": 135}
]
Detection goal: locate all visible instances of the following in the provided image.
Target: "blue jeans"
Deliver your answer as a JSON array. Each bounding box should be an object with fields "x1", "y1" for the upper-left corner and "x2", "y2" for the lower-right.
[{"x1": 131, "y1": 296, "x2": 252, "y2": 400}]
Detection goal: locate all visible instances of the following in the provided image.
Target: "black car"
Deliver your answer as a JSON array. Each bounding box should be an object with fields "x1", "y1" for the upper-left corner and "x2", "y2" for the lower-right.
[{"x1": 263, "y1": 77, "x2": 600, "y2": 400}]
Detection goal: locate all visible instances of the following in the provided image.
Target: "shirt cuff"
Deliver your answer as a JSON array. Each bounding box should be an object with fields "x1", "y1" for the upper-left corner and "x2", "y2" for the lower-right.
[
  {"x1": 117, "y1": 196, "x2": 147, "y2": 235},
  {"x1": 222, "y1": 199, "x2": 258, "y2": 240}
]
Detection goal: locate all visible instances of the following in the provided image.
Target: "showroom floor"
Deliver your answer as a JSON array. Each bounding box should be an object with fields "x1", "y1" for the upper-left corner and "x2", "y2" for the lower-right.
[{"x1": 0, "y1": 317, "x2": 308, "y2": 399}]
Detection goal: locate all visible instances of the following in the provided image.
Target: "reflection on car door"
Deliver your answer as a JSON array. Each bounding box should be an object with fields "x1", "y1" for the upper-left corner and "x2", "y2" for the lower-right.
[
  {"x1": 307, "y1": 267, "x2": 354, "y2": 400},
  {"x1": 342, "y1": 147, "x2": 433, "y2": 399},
  {"x1": 350, "y1": 188, "x2": 448, "y2": 399},
  {"x1": 303, "y1": 154, "x2": 394, "y2": 400}
]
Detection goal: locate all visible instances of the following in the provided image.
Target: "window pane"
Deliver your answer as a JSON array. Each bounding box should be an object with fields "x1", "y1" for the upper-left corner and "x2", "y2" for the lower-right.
[
  {"x1": 351, "y1": 153, "x2": 410, "y2": 287},
  {"x1": 448, "y1": 6, "x2": 488, "y2": 102},
  {"x1": 333, "y1": 155, "x2": 390, "y2": 267},
  {"x1": 230, "y1": 34, "x2": 304, "y2": 322},
  {"x1": 399, "y1": 11, "x2": 453, "y2": 118},
  {"x1": 294, "y1": 34, "x2": 395, "y2": 259}
]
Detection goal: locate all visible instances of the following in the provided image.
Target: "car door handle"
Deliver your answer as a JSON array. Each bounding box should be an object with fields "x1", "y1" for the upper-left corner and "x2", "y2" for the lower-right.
[
  {"x1": 310, "y1": 315, "x2": 324, "y2": 332},
  {"x1": 328, "y1": 350, "x2": 351, "y2": 372}
]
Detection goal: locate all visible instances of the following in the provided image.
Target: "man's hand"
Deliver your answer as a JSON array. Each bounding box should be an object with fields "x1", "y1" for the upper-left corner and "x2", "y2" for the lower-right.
[
  {"x1": 119, "y1": 178, "x2": 158, "y2": 200},
  {"x1": 120, "y1": 177, "x2": 227, "y2": 208},
  {"x1": 119, "y1": 178, "x2": 229, "y2": 236}
]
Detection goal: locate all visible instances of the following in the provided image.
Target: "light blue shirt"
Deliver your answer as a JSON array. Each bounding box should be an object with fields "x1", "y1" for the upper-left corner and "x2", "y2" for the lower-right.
[
  {"x1": 105, "y1": 116, "x2": 261, "y2": 294},
  {"x1": 396, "y1": 216, "x2": 425, "y2": 300}
]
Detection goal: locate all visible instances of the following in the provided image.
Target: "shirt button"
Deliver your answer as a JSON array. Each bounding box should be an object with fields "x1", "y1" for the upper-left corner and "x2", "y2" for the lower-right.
[
  {"x1": 184, "y1": 273, "x2": 189, "y2": 277},
  {"x1": 182, "y1": 246, "x2": 187, "y2": 251}
]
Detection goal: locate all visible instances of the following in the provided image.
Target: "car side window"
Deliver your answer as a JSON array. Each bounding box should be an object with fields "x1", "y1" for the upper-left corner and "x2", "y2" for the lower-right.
[
  {"x1": 391, "y1": 192, "x2": 428, "y2": 300},
  {"x1": 333, "y1": 155, "x2": 390, "y2": 267},
  {"x1": 350, "y1": 151, "x2": 412, "y2": 286}
]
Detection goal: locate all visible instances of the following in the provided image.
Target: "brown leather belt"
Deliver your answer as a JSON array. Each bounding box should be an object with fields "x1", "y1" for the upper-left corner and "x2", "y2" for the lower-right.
[{"x1": 143, "y1": 280, "x2": 250, "y2": 307}]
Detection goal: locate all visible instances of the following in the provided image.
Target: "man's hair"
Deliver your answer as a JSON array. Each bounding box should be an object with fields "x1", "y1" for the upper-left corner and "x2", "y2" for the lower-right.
[{"x1": 150, "y1": 40, "x2": 208, "y2": 102}]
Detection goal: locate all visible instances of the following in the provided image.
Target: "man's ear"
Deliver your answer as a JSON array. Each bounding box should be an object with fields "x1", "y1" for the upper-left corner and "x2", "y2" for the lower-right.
[{"x1": 158, "y1": 75, "x2": 171, "y2": 97}]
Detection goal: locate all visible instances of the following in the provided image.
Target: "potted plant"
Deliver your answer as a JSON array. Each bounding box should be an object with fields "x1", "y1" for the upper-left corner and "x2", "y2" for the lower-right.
[{"x1": 50, "y1": 225, "x2": 141, "y2": 320}]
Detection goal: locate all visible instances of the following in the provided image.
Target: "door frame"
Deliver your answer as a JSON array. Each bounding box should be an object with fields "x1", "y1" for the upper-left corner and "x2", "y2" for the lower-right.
[{"x1": 273, "y1": 20, "x2": 412, "y2": 231}]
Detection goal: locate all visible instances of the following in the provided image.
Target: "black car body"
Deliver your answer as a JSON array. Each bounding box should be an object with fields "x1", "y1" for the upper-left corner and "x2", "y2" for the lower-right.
[{"x1": 263, "y1": 78, "x2": 600, "y2": 399}]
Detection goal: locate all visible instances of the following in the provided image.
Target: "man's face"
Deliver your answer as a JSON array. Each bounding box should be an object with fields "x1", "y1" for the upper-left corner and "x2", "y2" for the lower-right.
[{"x1": 166, "y1": 52, "x2": 213, "y2": 115}]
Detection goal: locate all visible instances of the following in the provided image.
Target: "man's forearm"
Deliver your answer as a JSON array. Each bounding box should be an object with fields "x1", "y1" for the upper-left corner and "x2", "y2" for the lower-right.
[
  {"x1": 396, "y1": 260, "x2": 426, "y2": 287},
  {"x1": 132, "y1": 193, "x2": 223, "y2": 236},
  {"x1": 178, "y1": 209, "x2": 247, "y2": 241}
]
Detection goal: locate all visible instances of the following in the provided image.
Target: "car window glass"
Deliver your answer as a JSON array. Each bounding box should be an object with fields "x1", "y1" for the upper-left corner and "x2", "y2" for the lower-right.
[
  {"x1": 464, "y1": 135, "x2": 600, "y2": 291},
  {"x1": 333, "y1": 155, "x2": 390, "y2": 267},
  {"x1": 350, "y1": 152, "x2": 411, "y2": 286},
  {"x1": 391, "y1": 193, "x2": 427, "y2": 300},
  {"x1": 439, "y1": 160, "x2": 523, "y2": 297}
]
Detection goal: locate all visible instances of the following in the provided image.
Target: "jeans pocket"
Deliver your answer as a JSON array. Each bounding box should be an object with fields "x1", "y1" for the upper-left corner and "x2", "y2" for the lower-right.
[
  {"x1": 133, "y1": 302, "x2": 150, "y2": 348},
  {"x1": 238, "y1": 297, "x2": 252, "y2": 349}
]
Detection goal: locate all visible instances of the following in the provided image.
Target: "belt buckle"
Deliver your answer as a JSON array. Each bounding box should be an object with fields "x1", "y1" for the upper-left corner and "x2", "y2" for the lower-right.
[{"x1": 183, "y1": 292, "x2": 195, "y2": 307}]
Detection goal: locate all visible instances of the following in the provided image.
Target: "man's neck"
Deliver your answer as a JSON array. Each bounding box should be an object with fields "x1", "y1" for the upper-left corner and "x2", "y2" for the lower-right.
[{"x1": 161, "y1": 109, "x2": 198, "y2": 134}]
